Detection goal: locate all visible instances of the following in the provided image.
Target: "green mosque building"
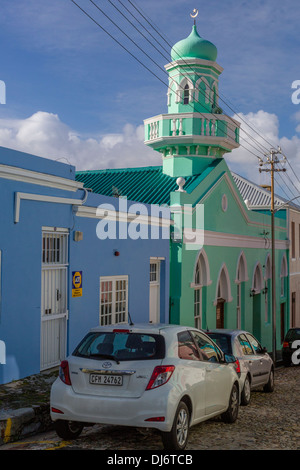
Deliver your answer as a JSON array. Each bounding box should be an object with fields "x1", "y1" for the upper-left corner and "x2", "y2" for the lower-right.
[{"x1": 76, "y1": 23, "x2": 289, "y2": 356}]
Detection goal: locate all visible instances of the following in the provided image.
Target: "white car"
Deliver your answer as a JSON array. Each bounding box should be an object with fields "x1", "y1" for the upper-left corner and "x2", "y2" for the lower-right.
[
  {"x1": 50, "y1": 324, "x2": 240, "y2": 450},
  {"x1": 206, "y1": 329, "x2": 274, "y2": 406}
]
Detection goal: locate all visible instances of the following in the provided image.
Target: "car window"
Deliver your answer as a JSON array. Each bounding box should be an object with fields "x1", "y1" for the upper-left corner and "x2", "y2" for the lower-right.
[
  {"x1": 73, "y1": 332, "x2": 165, "y2": 361},
  {"x1": 177, "y1": 331, "x2": 200, "y2": 361},
  {"x1": 238, "y1": 334, "x2": 253, "y2": 355},
  {"x1": 246, "y1": 334, "x2": 263, "y2": 354},
  {"x1": 285, "y1": 329, "x2": 300, "y2": 341},
  {"x1": 206, "y1": 333, "x2": 232, "y2": 355},
  {"x1": 190, "y1": 331, "x2": 220, "y2": 362}
]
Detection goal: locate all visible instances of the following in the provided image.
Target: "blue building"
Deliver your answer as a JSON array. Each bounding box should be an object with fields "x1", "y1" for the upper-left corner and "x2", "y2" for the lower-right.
[{"x1": 0, "y1": 147, "x2": 170, "y2": 384}]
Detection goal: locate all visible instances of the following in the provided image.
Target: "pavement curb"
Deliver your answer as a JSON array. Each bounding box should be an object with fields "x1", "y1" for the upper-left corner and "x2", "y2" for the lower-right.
[{"x1": 0, "y1": 403, "x2": 53, "y2": 446}]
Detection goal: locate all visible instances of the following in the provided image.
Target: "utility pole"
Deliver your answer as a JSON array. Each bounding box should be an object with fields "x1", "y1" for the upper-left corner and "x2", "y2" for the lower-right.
[{"x1": 259, "y1": 148, "x2": 286, "y2": 364}]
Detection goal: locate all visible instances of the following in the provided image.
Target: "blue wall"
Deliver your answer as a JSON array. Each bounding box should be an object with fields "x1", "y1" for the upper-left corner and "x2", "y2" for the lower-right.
[{"x1": 0, "y1": 148, "x2": 170, "y2": 384}]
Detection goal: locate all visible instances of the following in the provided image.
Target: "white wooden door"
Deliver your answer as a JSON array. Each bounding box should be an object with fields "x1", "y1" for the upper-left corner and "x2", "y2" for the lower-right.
[
  {"x1": 41, "y1": 230, "x2": 68, "y2": 370},
  {"x1": 149, "y1": 261, "x2": 160, "y2": 324}
]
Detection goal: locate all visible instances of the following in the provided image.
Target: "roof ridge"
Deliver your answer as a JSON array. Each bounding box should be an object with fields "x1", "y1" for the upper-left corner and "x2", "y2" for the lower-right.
[{"x1": 76, "y1": 165, "x2": 163, "y2": 175}]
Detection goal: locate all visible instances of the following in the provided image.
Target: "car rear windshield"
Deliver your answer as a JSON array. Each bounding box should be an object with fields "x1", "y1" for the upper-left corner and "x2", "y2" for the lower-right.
[
  {"x1": 73, "y1": 331, "x2": 165, "y2": 361},
  {"x1": 206, "y1": 333, "x2": 232, "y2": 354},
  {"x1": 285, "y1": 329, "x2": 300, "y2": 341}
]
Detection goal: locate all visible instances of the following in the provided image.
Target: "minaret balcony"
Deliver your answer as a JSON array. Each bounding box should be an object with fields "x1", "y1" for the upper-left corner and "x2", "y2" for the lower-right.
[{"x1": 144, "y1": 112, "x2": 240, "y2": 152}]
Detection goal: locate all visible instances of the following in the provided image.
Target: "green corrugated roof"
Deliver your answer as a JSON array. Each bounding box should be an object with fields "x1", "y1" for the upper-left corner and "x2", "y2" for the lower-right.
[{"x1": 75, "y1": 163, "x2": 219, "y2": 205}]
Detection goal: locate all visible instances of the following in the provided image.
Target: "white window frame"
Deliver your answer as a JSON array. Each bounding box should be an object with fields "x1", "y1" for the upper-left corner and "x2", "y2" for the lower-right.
[
  {"x1": 100, "y1": 275, "x2": 128, "y2": 326},
  {"x1": 150, "y1": 261, "x2": 160, "y2": 285}
]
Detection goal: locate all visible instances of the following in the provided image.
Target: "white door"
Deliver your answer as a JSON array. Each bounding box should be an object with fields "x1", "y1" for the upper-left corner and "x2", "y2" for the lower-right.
[
  {"x1": 149, "y1": 260, "x2": 160, "y2": 324},
  {"x1": 41, "y1": 229, "x2": 69, "y2": 370}
]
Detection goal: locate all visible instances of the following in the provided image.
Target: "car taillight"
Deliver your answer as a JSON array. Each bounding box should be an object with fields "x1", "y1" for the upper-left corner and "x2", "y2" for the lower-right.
[
  {"x1": 59, "y1": 360, "x2": 72, "y2": 385},
  {"x1": 146, "y1": 365, "x2": 175, "y2": 390},
  {"x1": 235, "y1": 359, "x2": 241, "y2": 374},
  {"x1": 283, "y1": 342, "x2": 289, "y2": 348}
]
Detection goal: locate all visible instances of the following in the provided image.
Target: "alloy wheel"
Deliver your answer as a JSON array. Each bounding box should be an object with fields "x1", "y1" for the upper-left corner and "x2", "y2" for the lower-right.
[{"x1": 176, "y1": 407, "x2": 189, "y2": 447}]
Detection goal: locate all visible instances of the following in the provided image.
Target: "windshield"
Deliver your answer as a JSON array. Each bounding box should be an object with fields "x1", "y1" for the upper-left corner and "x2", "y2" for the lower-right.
[
  {"x1": 206, "y1": 333, "x2": 232, "y2": 354},
  {"x1": 285, "y1": 329, "x2": 300, "y2": 341},
  {"x1": 73, "y1": 331, "x2": 165, "y2": 361}
]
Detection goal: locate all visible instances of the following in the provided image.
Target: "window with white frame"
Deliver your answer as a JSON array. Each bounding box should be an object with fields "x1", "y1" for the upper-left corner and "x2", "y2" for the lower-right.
[
  {"x1": 100, "y1": 276, "x2": 128, "y2": 326},
  {"x1": 150, "y1": 262, "x2": 159, "y2": 283}
]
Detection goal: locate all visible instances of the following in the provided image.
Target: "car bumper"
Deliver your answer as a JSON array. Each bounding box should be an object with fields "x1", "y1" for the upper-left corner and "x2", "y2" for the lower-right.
[{"x1": 50, "y1": 378, "x2": 177, "y2": 432}]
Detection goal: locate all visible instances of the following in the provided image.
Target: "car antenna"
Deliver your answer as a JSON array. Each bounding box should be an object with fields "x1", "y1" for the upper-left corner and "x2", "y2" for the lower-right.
[{"x1": 128, "y1": 312, "x2": 134, "y2": 326}]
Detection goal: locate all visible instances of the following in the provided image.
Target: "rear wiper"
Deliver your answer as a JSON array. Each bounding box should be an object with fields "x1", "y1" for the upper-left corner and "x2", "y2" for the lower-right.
[{"x1": 89, "y1": 353, "x2": 120, "y2": 364}]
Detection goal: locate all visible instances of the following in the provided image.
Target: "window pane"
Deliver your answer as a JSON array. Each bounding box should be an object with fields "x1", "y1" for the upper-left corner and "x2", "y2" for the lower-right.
[
  {"x1": 177, "y1": 331, "x2": 200, "y2": 361},
  {"x1": 191, "y1": 331, "x2": 220, "y2": 362},
  {"x1": 73, "y1": 332, "x2": 165, "y2": 361},
  {"x1": 246, "y1": 334, "x2": 262, "y2": 353},
  {"x1": 238, "y1": 334, "x2": 253, "y2": 355}
]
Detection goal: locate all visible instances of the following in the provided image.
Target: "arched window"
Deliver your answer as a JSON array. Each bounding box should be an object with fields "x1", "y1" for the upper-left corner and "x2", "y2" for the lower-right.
[
  {"x1": 280, "y1": 254, "x2": 288, "y2": 297},
  {"x1": 193, "y1": 250, "x2": 210, "y2": 329},
  {"x1": 215, "y1": 264, "x2": 232, "y2": 328},
  {"x1": 183, "y1": 84, "x2": 189, "y2": 105},
  {"x1": 252, "y1": 263, "x2": 263, "y2": 294},
  {"x1": 236, "y1": 252, "x2": 248, "y2": 329}
]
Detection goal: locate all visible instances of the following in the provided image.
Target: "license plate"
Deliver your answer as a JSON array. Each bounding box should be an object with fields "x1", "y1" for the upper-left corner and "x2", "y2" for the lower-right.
[{"x1": 89, "y1": 374, "x2": 123, "y2": 386}]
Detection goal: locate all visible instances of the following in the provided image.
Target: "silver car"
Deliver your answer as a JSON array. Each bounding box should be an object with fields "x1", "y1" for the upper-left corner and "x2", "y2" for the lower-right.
[{"x1": 206, "y1": 329, "x2": 274, "y2": 406}]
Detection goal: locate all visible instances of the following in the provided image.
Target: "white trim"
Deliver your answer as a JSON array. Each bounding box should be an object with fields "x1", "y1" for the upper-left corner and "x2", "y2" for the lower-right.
[
  {"x1": 264, "y1": 253, "x2": 272, "y2": 280},
  {"x1": 214, "y1": 263, "x2": 233, "y2": 305},
  {"x1": 195, "y1": 76, "x2": 211, "y2": 104},
  {"x1": 42, "y1": 226, "x2": 69, "y2": 233},
  {"x1": 0, "y1": 163, "x2": 83, "y2": 192},
  {"x1": 252, "y1": 262, "x2": 264, "y2": 293},
  {"x1": 168, "y1": 72, "x2": 220, "y2": 83},
  {"x1": 146, "y1": 135, "x2": 239, "y2": 151},
  {"x1": 182, "y1": 228, "x2": 288, "y2": 250},
  {"x1": 14, "y1": 190, "x2": 88, "y2": 223},
  {"x1": 198, "y1": 172, "x2": 287, "y2": 231},
  {"x1": 192, "y1": 248, "x2": 212, "y2": 286},
  {"x1": 235, "y1": 251, "x2": 249, "y2": 283},
  {"x1": 76, "y1": 205, "x2": 171, "y2": 228},
  {"x1": 144, "y1": 112, "x2": 240, "y2": 126},
  {"x1": 165, "y1": 58, "x2": 224, "y2": 74},
  {"x1": 280, "y1": 253, "x2": 288, "y2": 277}
]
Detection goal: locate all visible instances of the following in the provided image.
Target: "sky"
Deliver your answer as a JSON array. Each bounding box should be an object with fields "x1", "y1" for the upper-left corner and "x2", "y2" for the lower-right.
[{"x1": 0, "y1": 0, "x2": 300, "y2": 199}]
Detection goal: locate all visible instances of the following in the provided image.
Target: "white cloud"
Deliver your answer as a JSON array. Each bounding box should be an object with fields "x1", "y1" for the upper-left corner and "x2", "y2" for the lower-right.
[
  {"x1": 227, "y1": 110, "x2": 300, "y2": 197},
  {"x1": 0, "y1": 109, "x2": 300, "y2": 201},
  {"x1": 0, "y1": 111, "x2": 161, "y2": 170}
]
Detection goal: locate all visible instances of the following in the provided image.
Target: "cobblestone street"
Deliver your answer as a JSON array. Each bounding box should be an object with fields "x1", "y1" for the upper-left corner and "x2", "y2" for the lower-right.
[{"x1": 1, "y1": 365, "x2": 299, "y2": 451}]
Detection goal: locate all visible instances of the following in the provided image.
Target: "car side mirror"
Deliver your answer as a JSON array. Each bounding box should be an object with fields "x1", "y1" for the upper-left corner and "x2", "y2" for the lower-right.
[
  {"x1": 224, "y1": 354, "x2": 236, "y2": 364},
  {"x1": 262, "y1": 347, "x2": 268, "y2": 354}
]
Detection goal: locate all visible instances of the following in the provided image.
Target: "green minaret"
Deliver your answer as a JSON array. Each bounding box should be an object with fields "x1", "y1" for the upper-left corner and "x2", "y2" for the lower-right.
[{"x1": 144, "y1": 22, "x2": 240, "y2": 177}]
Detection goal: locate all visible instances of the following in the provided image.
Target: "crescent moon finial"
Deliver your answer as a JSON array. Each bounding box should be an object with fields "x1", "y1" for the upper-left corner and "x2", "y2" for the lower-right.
[{"x1": 190, "y1": 8, "x2": 199, "y2": 19}]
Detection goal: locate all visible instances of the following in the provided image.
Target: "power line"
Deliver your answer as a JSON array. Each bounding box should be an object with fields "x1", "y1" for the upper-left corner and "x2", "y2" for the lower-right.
[
  {"x1": 71, "y1": 0, "x2": 300, "y2": 197},
  {"x1": 72, "y1": 0, "x2": 263, "y2": 160},
  {"x1": 126, "y1": 0, "x2": 300, "y2": 192}
]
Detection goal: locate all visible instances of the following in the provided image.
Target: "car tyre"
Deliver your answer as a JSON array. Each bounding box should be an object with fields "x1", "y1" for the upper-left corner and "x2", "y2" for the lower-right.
[
  {"x1": 161, "y1": 401, "x2": 190, "y2": 450},
  {"x1": 54, "y1": 420, "x2": 84, "y2": 440},
  {"x1": 263, "y1": 368, "x2": 275, "y2": 393},
  {"x1": 221, "y1": 383, "x2": 239, "y2": 423},
  {"x1": 241, "y1": 375, "x2": 251, "y2": 406}
]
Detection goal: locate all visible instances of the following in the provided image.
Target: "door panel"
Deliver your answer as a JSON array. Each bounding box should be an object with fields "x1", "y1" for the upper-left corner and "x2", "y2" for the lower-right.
[{"x1": 41, "y1": 231, "x2": 68, "y2": 370}]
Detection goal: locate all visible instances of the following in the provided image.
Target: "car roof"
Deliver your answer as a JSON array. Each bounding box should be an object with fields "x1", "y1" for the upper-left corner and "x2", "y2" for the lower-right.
[
  {"x1": 205, "y1": 329, "x2": 250, "y2": 338},
  {"x1": 88, "y1": 323, "x2": 194, "y2": 335}
]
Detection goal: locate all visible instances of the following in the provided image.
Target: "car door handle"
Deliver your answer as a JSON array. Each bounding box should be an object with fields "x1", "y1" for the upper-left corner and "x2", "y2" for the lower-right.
[{"x1": 206, "y1": 369, "x2": 212, "y2": 372}]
